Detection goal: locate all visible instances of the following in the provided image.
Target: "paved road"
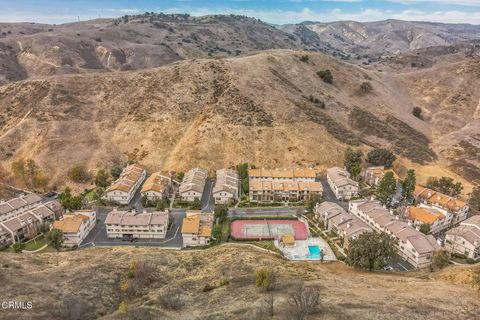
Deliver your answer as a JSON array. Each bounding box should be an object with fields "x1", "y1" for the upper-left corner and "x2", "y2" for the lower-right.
[
  {"x1": 80, "y1": 207, "x2": 185, "y2": 248},
  {"x1": 129, "y1": 180, "x2": 146, "y2": 213},
  {"x1": 319, "y1": 178, "x2": 348, "y2": 209},
  {"x1": 228, "y1": 207, "x2": 303, "y2": 217},
  {"x1": 201, "y1": 179, "x2": 215, "y2": 212}
]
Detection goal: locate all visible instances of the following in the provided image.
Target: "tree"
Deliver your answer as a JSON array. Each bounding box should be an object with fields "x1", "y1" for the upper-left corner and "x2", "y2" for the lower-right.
[
  {"x1": 110, "y1": 166, "x2": 123, "y2": 179},
  {"x1": 11, "y1": 158, "x2": 48, "y2": 190},
  {"x1": 317, "y1": 69, "x2": 333, "y2": 84},
  {"x1": 401, "y1": 169, "x2": 416, "y2": 202},
  {"x1": 94, "y1": 169, "x2": 110, "y2": 188},
  {"x1": 47, "y1": 229, "x2": 64, "y2": 251},
  {"x1": 237, "y1": 163, "x2": 250, "y2": 196},
  {"x1": 59, "y1": 187, "x2": 84, "y2": 211},
  {"x1": 412, "y1": 106, "x2": 423, "y2": 119},
  {"x1": 432, "y1": 250, "x2": 450, "y2": 270},
  {"x1": 214, "y1": 204, "x2": 228, "y2": 224},
  {"x1": 366, "y1": 148, "x2": 396, "y2": 167},
  {"x1": 155, "y1": 198, "x2": 169, "y2": 211},
  {"x1": 255, "y1": 267, "x2": 276, "y2": 292},
  {"x1": 70, "y1": 165, "x2": 91, "y2": 183},
  {"x1": 212, "y1": 224, "x2": 222, "y2": 241},
  {"x1": 359, "y1": 81, "x2": 373, "y2": 94},
  {"x1": 426, "y1": 176, "x2": 463, "y2": 197},
  {"x1": 346, "y1": 232, "x2": 397, "y2": 271},
  {"x1": 419, "y1": 223, "x2": 431, "y2": 235},
  {"x1": 305, "y1": 194, "x2": 323, "y2": 214},
  {"x1": 190, "y1": 197, "x2": 201, "y2": 210},
  {"x1": 288, "y1": 285, "x2": 320, "y2": 320},
  {"x1": 299, "y1": 55, "x2": 309, "y2": 62},
  {"x1": 344, "y1": 147, "x2": 363, "y2": 180},
  {"x1": 376, "y1": 172, "x2": 397, "y2": 206},
  {"x1": 468, "y1": 186, "x2": 480, "y2": 212},
  {"x1": 176, "y1": 171, "x2": 185, "y2": 182}
]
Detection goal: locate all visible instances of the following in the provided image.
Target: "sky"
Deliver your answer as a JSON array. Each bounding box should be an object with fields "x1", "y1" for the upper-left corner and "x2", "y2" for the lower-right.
[{"x1": 1, "y1": 0, "x2": 480, "y2": 25}]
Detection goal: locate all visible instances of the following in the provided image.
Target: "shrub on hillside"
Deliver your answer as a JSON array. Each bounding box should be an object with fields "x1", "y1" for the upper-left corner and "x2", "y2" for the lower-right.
[{"x1": 317, "y1": 69, "x2": 333, "y2": 84}]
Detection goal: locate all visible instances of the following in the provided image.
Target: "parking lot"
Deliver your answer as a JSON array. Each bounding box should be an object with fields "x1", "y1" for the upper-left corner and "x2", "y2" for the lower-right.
[{"x1": 80, "y1": 207, "x2": 186, "y2": 249}]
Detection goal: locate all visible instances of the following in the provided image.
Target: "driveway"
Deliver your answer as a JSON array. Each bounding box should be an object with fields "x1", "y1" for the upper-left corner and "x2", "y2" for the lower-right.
[
  {"x1": 386, "y1": 255, "x2": 416, "y2": 272},
  {"x1": 80, "y1": 207, "x2": 186, "y2": 248},
  {"x1": 129, "y1": 180, "x2": 147, "y2": 212},
  {"x1": 201, "y1": 179, "x2": 215, "y2": 212},
  {"x1": 320, "y1": 178, "x2": 348, "y2": 209}
]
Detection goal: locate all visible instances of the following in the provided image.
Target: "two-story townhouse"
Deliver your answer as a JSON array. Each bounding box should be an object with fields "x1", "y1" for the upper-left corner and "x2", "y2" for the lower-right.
[
  {"x1": 445, "y1": 215, "x2": 480, "y2": 260},
  {"x1": 326, "y1": 167, "x2": 359, "y2": 200},
  {"x1": 179, "y1": 168, "x2": 208, "y2": 202},
  {"x1": 105, "y1": 164, "x2": 147, "y2": 205},
  {"x1": 213, "y1": 169, "x2": 239, "y2": 204}
]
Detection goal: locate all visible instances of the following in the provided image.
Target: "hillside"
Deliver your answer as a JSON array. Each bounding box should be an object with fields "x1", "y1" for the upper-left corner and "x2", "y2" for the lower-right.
[
  {"x1": 0, "y1": 49, "x2": 478, "y2": 190},
  {"x1": 0, "y1": 14, "x2": 307, "y2": 85},
  {"x1": 1, "y1": 245, "x2": 479, "y2": 320},
  {"x1": 289, "y1": 20, "x2": 480, "y2": 57}
]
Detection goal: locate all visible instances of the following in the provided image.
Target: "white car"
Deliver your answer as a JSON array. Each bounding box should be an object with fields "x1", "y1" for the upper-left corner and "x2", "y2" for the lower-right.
[{"x1": 383, "y1": 266, "x2": 394, "y2": 271}]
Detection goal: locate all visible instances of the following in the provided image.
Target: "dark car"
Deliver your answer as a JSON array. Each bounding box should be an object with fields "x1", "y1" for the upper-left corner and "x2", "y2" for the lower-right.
[{"x1": 45, "y1": 191, "x2": 58, "y2": 198}]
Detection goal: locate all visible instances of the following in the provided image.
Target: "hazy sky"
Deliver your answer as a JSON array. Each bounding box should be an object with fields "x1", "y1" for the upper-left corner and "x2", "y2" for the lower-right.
[{"x1": 1, "y1": 0, "x2": 480, "y2": 24}]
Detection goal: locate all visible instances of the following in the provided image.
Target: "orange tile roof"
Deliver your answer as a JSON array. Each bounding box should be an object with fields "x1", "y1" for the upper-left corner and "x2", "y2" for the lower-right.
[
  {"x1": 407, "y1": 206, "x2": 444, "y2": 225},
  {"x1": 414, "y1": 186, "x2": 466, "y2": 212},
  {"x1": 53, "y1": 215, "x2": 89, "y2": 234},
  {"x1": 141, "y1": 172, "x2": 171, "y2": 194},
  {"x1": 181, "y1": 214, "x2": 200, "y2": 234}
]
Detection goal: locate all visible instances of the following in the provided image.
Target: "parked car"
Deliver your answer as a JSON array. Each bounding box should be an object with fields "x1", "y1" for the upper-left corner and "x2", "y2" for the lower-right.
[
  {"x1": 383, "y1": 266, "x2": 394, "y2": 271},
  {"x1": 44, "y1": 191, "x2": 58, "y2": 199}
]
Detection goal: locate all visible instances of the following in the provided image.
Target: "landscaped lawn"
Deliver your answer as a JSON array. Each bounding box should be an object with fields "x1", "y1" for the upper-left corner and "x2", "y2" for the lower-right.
[{"x1": 23, "y1": 235, "x2": 47, "y2": 251}]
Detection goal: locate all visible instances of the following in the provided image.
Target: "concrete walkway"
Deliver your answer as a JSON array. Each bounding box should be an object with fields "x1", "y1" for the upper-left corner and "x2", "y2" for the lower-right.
[{"x1": 23, "y1": 244, "x2": 48, "y2": 253}]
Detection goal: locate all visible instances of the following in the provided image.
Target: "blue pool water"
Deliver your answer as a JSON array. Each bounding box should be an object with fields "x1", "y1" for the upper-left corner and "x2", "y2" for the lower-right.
[{"x1": 308, "y1": 245, "x2": 321, "y2": 259}]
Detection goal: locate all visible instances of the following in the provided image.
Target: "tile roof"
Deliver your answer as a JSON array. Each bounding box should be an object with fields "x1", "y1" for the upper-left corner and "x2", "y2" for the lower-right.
[
  {"x1": 179, "y1": 168, "x2": 208, "y2": 194},
  {"x1": 327, "y1": 167, "x2": 358, "y2": 188},
  {"x1": 2, "y1": 212, "x2": 39, "y2": 232},
  {"x1": 105, "y1": 210, "x2": 168, "y2": 226},
  {"x1": 107, "y1": 164, "x2": 145, "y2": 193},
  {"x1": 213, "y1": 168, "x2": 239, "y2": 195},
  {"x1": 248, "y1": 168, "x2": 316, "y2": 179},
  {"x1": 141, "y1": 172, "x2": 172, "y2": 194},
  {"x1": 181, "y1": 213, "x2": 213, "y2": 237},
  {"x1": 249, "y1": 181, "x2": 322, "y2": 193},
  {"x1": 413, "y1": 186, "x2": 466, "y2": 212},
  {"x1": 407, "y1": 206, "x2": 445, "y2": 225},
  {"x1": 53, "y1": 215, "x2": 89, "y2": 234}
]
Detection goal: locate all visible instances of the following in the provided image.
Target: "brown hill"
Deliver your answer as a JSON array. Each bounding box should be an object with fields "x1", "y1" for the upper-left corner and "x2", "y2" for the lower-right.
[
  {"x1": 1, "y1": 245, "x2": 479, "y2": 320},
  {"x1": 0, "y1": 50, "x2": 477, "y2": 190},
  {"x1": 0, "y1": 14, "x2": 306, "y2": 85}
]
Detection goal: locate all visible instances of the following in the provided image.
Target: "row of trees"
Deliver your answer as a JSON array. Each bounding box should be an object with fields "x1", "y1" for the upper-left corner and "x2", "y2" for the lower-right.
[{"x1": 344, "y1": 147, "x2": 397, "y2": 181}]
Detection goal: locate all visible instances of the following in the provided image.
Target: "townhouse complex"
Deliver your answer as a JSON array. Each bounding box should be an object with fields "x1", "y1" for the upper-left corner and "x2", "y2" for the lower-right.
[
  {"x1": 0, "y1": 194, "x2": 58, "y2": 248},
  {"x1": 141, "y1": 171, "x2": 177, "y2": 201},
  {"x1": 349, "y1": 200, "x2": 439, "y2": 268},
  {"x1": 52, "y1": 210, "x2": 96, "y2": 247},
  {"x1": 181, "y1": 210, "x2": 214, "y2": 247},
  {"x1": 105, "y1": 164, "x2": 147, "y2": 205},
  {"x1": 445, "y1": 215, "x2": 480, "y2": 260},
  {"x1": 179, "y1": 168, "x2": 208, "y2": 202},
  {"x1": 248, "y1": 168, "x2": 322, "y2": 202},
  {"x1": 315, "y1": 202, "x2": 372, "y2": 249},
  {"x1": 105, "y1": 210, "x2": 169, "y2": 239},
  {"x1": 326, "y1": 167, "x2": 359, "y2": 200},
  {"x1": 412, "y1": 186, "x2": 469, "y2": 229},
  {"x1": 212, "y1": 169, "x2": 239, "y2": 204}
]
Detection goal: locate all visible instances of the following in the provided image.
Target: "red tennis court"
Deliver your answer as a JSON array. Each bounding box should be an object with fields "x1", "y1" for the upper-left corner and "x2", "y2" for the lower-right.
[{"x1": 231, "y1": 220, "x2": 308, "y2": 240}]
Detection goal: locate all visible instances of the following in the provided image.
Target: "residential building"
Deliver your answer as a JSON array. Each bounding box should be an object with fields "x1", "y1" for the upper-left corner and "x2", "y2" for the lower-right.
[
  {"x1": 314, "y1": 201, "x2": 346, "y2": 229},
  {"x1": 181, "y1": 210, "x2": 213, "y2": 247},
  {"x1": 52, "y1": 210, "x2": 96, "y2": 247},
  {"x1": 0, "y1": 193, "x2": 43, "y2": 222},
  {"x1": 105, "y1": 164, "x2": 147, "y2": 205},
  {"x1": 326, "y1": 167, "x2": 359, "y2": 200},
  {"x1": 249, "y1": 180, "x2": 322, "y2": 203},
  {"x1": 413, "y1": 186, "x2": 469, "y2": 227},
  {"x1": 349, "y1": 199, "x2": 439, "y2": 268},
  {"x1": 445, "y1": 216, "x2": 480, "y2": 260},
  {"x1": 105, "y1": 210, "x2": 169, "y2": 239},
  {"x1": 363, "y1": 166, "x2": 399, "y2": 186},
  {"x1": 248, "y1": 168, "x2": 316, "y2": 183},
  {"x1": 405, "y1": 206, "x2": 450, "y2": 235},
  {"x1": 141, "y1": 171, "x2": 176, "y2": 201},
  {"x1": 213, "y1": 169, "x2": 239, "y2": 204},
  {"x1": 1, "y1": 206, "x2": 55, "y2": 244},
  {"x1": 179, "y1": 168, "x2": 208, "y2": 202}
]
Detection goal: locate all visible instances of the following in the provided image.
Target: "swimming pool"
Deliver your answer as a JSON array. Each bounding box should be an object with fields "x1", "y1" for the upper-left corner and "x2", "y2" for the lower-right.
[{"x1": 308, "y1": 245, "x2": 321, "y2": 259}]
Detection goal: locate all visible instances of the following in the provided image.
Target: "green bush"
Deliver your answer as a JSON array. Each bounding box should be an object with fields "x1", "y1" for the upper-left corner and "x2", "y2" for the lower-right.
[
  {"x1": 317, "y1": 69, "x2": 333, "y2": 84},
  {"x1": 255, "y1": 267, "x2": 276, "y2": 292}
]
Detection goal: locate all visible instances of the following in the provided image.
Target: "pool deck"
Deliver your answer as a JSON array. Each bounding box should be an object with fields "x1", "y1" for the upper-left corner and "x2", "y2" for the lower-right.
[{"x1": 275, "y1": 237, "x2": 337, "y2": 261}]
